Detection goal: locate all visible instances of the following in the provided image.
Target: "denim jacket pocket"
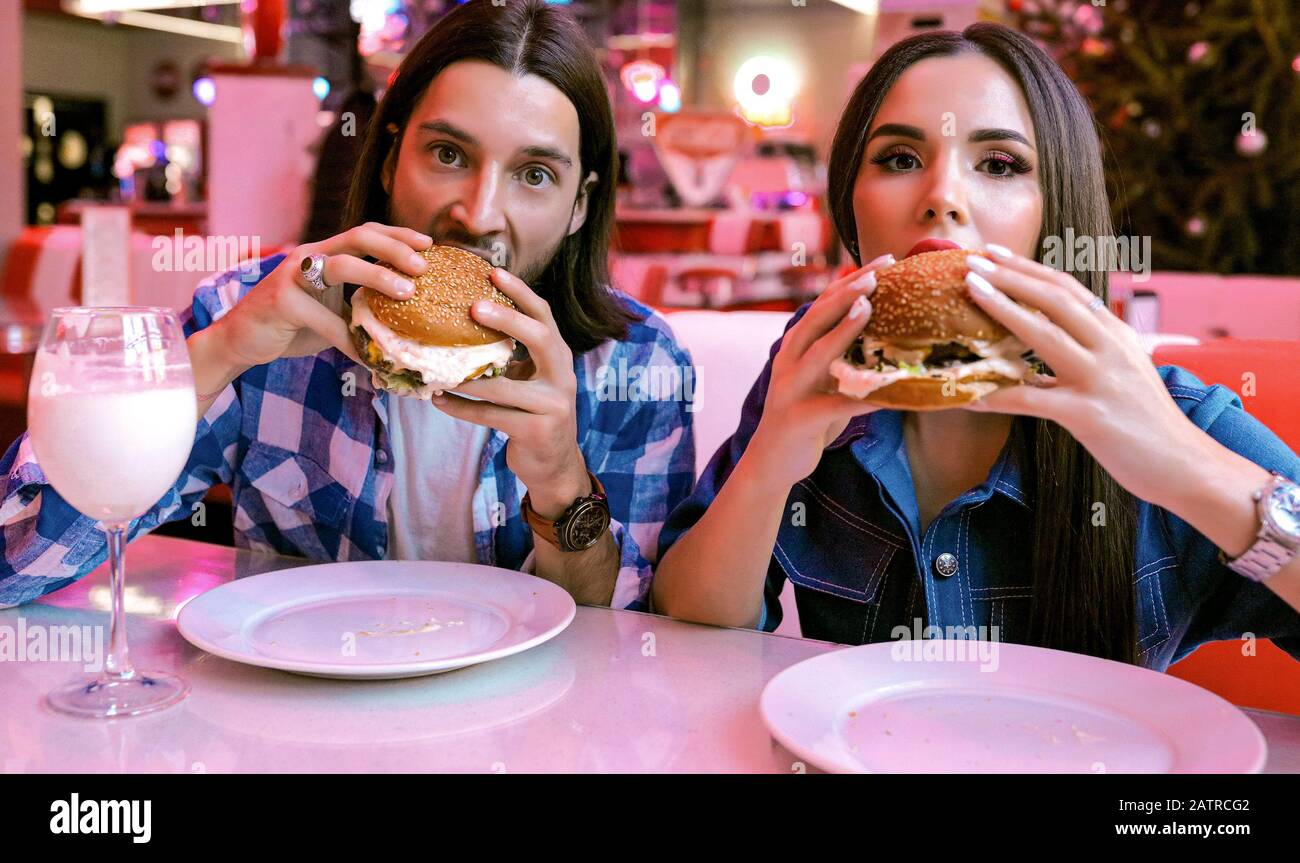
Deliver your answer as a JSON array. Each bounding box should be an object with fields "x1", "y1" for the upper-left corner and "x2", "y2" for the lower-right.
[
  {"x1": 1135, "y1": 555, "x2": 1175, "y2": 656},
  {"x1": 772, "y1": 480, "x2": 903, "y2": 603},
  {"x1": 969, "y1": 585, "x2": 1033, "y2": 643},
  {"x1": 241, "y1": 440, "x2": 354, "y2": 528}
]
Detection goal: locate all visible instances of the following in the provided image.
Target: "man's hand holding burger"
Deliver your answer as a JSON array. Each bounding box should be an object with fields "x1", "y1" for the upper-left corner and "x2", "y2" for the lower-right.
[
  {"x1": 430, "y1": 267, "x2": 618, "y2": 607},
  {"x1": 188, "y1": 223, "x2": 433, "y2": 418},
  {"x1": 430, "y1": 267, "x2": 590, "y2": 520}
]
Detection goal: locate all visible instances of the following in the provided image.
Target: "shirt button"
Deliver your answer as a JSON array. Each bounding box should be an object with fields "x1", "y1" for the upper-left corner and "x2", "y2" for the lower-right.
[
  {"x1": 933, "y1": 553, "x2": 958, "y2": 578},
  {"x1": 376, "y1": 451, "x2": 389, "y2": 464}
]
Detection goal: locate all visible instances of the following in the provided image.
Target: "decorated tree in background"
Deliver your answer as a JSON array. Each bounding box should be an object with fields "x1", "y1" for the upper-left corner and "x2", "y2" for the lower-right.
[{"x1": 1007, "y1": 0, "x2": 1300, "y2": 275}]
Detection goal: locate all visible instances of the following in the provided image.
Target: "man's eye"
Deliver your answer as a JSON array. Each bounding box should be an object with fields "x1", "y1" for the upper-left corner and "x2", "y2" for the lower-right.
[
  {"x1": 431, "y1": 145, "x2": 461, "y2": 167},
  {"x1": 520, "y1": 166, "x2": 553, "y2": 188}
]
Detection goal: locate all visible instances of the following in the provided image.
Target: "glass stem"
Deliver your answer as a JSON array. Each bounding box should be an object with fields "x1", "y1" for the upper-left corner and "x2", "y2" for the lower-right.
[{"x1": 102, "y1": 521, "x2": 134, "y2": 680}]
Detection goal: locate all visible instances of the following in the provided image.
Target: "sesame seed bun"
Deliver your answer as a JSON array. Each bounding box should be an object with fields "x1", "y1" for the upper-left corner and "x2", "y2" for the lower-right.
[
  {"x1": 832, "y1": 247, "x2": 1031, "y2": 410},
  {"x1": 365, "y1": 245, "x2": 516, "y2": 347},
  {"x1": 865, "y1": 248, "x2": 1008, "y2": 349}
]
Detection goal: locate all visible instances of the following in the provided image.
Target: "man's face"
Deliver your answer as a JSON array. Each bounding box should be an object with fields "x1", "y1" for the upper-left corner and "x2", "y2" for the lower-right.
[{"x1": 383, "y1": 59, "x2": 596, "y2": 284}]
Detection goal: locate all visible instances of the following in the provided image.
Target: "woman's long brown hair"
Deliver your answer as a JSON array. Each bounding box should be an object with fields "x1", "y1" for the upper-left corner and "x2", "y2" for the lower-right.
[{"x1": 826, "y1": 23, "x2": 1139, "y2": 664}]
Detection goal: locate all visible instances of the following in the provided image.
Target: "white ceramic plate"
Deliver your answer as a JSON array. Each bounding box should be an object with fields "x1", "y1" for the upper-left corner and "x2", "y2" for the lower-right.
[
  {"x1": 760, "y1": 640, "x2": 1267, "y2": 773},
  {"x1": 177, "y1": 560, "x2": 576, "y2": 679}
]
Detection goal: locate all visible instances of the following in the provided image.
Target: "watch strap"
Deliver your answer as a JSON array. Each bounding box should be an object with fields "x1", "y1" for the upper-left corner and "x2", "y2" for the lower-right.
[
  {"x1": 522, "y1": 471, "x2": 606, "y2": 551},
  {"x1": 1225, "y1": 536, "x2": 1294, "y2": 583}
]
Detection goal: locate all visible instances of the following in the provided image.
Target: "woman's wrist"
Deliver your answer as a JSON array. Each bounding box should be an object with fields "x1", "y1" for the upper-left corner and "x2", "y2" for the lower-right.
[
  {"x1": 738, "y1": 424, "x2": 803, "y2": 497},
  {"x1": 1150, "y1": 429, "x2": 1270, "y2": 559}
]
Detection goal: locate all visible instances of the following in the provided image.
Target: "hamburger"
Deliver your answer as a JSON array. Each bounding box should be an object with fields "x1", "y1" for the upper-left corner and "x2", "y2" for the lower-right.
[
  {"x1": 348, "y1": 245, "x2": 517, "y2": 399},
  {"x1": 830, "y1": 246, "x2": 1036, "y2": 410}
]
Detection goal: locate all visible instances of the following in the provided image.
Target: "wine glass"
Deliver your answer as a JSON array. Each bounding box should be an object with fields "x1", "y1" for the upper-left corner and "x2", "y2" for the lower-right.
[{"x1": 27, "y1": 307, "x2": 197, "y2": 718}]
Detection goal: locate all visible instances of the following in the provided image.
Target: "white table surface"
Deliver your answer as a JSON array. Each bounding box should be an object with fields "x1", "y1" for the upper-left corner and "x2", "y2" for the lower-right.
[{"x1": 3, "y1": 535, "x2": 1297, "y2": 774}]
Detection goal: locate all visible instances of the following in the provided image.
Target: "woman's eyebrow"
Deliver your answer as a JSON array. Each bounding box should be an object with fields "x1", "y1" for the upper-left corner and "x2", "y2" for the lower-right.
[{"x1": 867, "y1": 122, "x2": 1035, "y2": 151}]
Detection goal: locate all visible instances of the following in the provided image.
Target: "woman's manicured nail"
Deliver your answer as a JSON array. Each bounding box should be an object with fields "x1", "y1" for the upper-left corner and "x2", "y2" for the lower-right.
[
  {"x1": 848, "y1": 296, "x2": 871, "y2": 320},
  {"x1": 851, "y1": 270, "x2": 877, "y2": 292},
  {"x1": 966, "y1": 271, "x2": 997, "y2": 297},
  {"x1": 985, "y1": 243, "x2": 1013, "y2": 260},
  {"x1": 866, "y1": 253, "x2": 896, "y2": 268},
  {"x1": 393, "y1": 277, "x2": 414, "y2": 296},
  {"x1": 473, "y1": 300, "x2": 495, "y2": 316},
  {"x1": 966, "y1": 254, "x2": 997, "y2": 274},
  {"x1": 409, "y1": 253, "x2": 428, "y2": 272}
]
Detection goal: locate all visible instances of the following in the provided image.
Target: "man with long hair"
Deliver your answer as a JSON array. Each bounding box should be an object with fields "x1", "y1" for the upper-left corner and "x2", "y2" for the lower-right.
[{"x1": 0, "y1": 0, "x2": 696, "y2": 610}]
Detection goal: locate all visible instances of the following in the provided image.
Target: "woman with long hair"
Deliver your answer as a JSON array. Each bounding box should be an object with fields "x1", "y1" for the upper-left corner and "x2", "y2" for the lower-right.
[{"x1": 652, "y1": 23, "x2": 1300, "y2": 669}]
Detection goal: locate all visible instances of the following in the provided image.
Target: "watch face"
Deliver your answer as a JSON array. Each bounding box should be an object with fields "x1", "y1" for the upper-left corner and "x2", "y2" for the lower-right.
[
  {"x1": 562, "y1": 500, "x2": 610, "y2": 550},
  {"x1": 1266, "y1": 482, "x2": 1300, "y2": 539}
]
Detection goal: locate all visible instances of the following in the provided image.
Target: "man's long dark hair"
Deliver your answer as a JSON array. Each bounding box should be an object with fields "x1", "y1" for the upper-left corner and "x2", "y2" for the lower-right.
[
  {"x1": 826, "y1": 23, "x2": 1140, "y2": 664},
  {"x1": 343, "y1": 0, "x2": 638, "y2": 354}
]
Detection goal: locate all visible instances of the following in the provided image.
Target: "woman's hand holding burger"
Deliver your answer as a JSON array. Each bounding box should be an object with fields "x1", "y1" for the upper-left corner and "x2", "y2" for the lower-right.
[
  {"x1": 744, "y1": 253, "x2": 896, "y2": 490},
  {"x1": 188, "y1": 223, "x2": 434, "y2": 417},
  {"x1": 960, "y1": 245, "x2": 1264, "y2": 511},
  {"x1": 430, "y1": 268, "x2": 591, "y2": 520}
]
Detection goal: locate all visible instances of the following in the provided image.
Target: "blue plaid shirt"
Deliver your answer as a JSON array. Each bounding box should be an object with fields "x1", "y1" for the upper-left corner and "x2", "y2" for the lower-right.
[{"x1": 0, "y1": 254, "x2": 697, "y2": 609}]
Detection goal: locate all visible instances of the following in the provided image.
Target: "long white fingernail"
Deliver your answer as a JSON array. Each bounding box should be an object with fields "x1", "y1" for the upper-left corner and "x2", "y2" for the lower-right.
[
  {"x1": 850, "y1": 270, "x2": 877, "y2": 292},
  {"x1": 849, "y1": 296, "x2": 871, "y2": 320},
  {"x1": 966, "y1": 254, "x2": 996, "y2": 274},
  {"x1": 966, "y1": 271, "x2": 997, "y2": 297},
  {"x1": 866, "y1": 253, "x2": 896, "y2": 268},
  {"x1": 986, "y1": 243, "x2": 1013, "y2": 260}
]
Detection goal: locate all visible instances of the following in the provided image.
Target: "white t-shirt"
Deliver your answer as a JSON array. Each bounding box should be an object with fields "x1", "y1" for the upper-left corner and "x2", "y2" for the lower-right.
[{"x1": 384, "y1": 395, "x2": 490, "y2": 563}]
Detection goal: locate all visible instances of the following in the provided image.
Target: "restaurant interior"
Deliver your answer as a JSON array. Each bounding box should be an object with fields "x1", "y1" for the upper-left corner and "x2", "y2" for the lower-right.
[{"x1": 1, "y1": 0, "x2": 1298, "y2": 776}]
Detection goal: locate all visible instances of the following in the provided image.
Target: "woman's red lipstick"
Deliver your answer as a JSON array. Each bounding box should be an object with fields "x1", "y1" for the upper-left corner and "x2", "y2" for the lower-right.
[{"x1": 905, "y1": 238, "x2": 962, "y2": 258}]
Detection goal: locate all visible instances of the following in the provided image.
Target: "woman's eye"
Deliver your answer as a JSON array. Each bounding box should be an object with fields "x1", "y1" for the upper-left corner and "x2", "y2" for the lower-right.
[
  {"x1": 979, "y1": 153, "x2": 1031, "y2": 178},
  {"x1": 519, "y1": 166, "x2": 554, "y2": 188},
  {"x1": 430, "y1": 145, "x2": 462, "y2": 167},
  {"x1": 871, "y1": 150, "x2": 919, "y2": 172}
]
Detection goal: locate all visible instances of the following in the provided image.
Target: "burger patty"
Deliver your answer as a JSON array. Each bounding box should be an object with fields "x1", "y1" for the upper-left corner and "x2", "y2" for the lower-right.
[{"x1": 846, "y1": 338, "x2": 981, "y2": 370}]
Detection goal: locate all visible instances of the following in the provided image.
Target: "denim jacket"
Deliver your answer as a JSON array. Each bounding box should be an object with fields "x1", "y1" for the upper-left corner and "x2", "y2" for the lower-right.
[{"x1": 658, "y1": 306, "x2": 1300, "y2": 671}]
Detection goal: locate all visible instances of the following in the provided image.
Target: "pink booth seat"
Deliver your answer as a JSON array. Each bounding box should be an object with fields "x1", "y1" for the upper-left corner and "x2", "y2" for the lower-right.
[
  {"x1": 1111, "y1": 270, "x2": 1300, "y2": 341},
  {"x1": 664, "y1": 309, "x2": 801, "y2": 635}
]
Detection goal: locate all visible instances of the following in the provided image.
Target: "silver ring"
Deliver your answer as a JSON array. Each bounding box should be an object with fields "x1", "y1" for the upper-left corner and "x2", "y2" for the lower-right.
[
  {"x1": 299, "y1": 253, "x2": 329, "y2": 292},
  {"x1": 1087, "y1": 295, "x2": 1106, "y2": 313}
]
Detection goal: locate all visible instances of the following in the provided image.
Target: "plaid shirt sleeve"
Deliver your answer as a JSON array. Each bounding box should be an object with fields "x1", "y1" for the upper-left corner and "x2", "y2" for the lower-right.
[
  {"x1": 0, "y1": 264, "x2": 261, "y2": 607},
  {"x1": 579, "y1": 305, "x2": 697, "y2": 612}
]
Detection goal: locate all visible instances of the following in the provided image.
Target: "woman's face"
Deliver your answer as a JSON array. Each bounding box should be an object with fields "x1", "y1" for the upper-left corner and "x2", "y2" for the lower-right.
[{"x1": 852, "y1": 53, "x2": 1043, "y2": 264}]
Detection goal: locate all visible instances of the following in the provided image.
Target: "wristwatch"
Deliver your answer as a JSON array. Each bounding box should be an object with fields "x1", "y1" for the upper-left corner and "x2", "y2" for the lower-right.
[
  {"x1": 1221, "y1": 472, "x2": 1300, "y2": 583},
  {"x1": 521, "y1": 471, "x2": 610, "y2": 553}
]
